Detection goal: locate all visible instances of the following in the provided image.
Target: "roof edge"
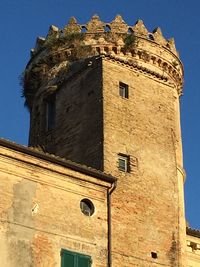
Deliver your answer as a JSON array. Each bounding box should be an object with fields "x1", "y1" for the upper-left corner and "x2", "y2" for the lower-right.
[
  {"x1": 187, "y1": 227, "x2": 200, "y2": 238},
  {"x1": 0, "y1": 138, "x2": 116, "y2": 184}
]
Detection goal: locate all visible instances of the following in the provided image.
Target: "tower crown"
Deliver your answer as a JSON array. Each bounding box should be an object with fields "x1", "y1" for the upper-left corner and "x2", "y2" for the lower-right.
[{"x1": 23, "y1": 15, "x2": 183, "y2": 108}]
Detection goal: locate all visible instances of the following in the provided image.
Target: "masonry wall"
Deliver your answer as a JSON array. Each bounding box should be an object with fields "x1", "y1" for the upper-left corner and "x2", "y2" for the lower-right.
[
  {"x1": 102, "y1": 58, "x2": 185, "y2": 266},
  {"x1": 29, "y1": 58, "x2": 104, "y2": 171},
  {"x1": 0, "y1": 144, "x2": 110, "y2": 267}
]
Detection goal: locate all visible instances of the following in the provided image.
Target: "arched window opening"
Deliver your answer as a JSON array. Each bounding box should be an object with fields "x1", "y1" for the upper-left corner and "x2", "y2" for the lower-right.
[
  {"x1": 127, "y1": 27, "x2": 133, "y2": 34},
  {"x1": 148, "y1": 34, "x2": 154, "y2": 40},
  {"x1": 81, "y1": 26, "x2": 87, "y2": 33},
  {"x1": 104, "y1": 25, "x2": 111, "y2": 32}
]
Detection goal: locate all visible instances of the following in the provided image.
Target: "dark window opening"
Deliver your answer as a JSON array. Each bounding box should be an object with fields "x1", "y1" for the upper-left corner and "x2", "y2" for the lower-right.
[
  {"x1": 119, "y1": 82, "x2": 129, "y2": 98},
  {"x1": 96, "y1": 47, "x2": 100, "y2": 54},
  {"x1": 46, "y1": 95, "x2": 56, "y2": 131},
  {"x1": 61, "y1": 249, "x2": 91, "y2": 267},
  {"x1": 118, "y1": 153, "x2": 130, "y2": 172},
  {"x1": 151, "y1": 252, "x2": 158, "y2": 259},
  {"x1": 81, "y1": 26, "x2": 87, "y2": 33},
  {"x1": 80, "y1": 199, "x2": 95, "y2": 216},
  {"x1": 112, "y1": 47, "x2": 117, "y2": 53},
  {"x1": 104, "y1": 25, "x2": 111, "y2": 32},
  {"x1": 128, "y1": 27, "x2": 134, "y2": 34},
  {"x1": 148, "y1": 34, "x2": 154, "y2": 41},
  {"x1": 104, "y1": 47, "x2": 109, "y2": 53}
]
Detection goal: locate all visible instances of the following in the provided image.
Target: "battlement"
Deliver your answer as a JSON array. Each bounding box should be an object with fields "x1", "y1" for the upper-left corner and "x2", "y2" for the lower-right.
[
  {"x1": 23, "y1": 15, "x2": 184, "y2": 108},
  {"x1": 33, "y1": 15, "x2": 179, "y2": 56}
]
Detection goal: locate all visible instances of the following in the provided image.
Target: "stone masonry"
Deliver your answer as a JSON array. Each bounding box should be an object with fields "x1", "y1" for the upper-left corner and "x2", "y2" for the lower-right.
[{"x1": 16, "y1": 15, "x2": 197, "y2": 266}]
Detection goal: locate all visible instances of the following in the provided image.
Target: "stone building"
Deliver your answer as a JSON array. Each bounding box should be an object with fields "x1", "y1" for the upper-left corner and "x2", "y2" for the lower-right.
[{"x1": 0, "y1": 15, "x2": 200, "y2": 266}]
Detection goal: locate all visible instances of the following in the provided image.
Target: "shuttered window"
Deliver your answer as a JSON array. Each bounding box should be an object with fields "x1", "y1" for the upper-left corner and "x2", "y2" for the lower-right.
[{"x1": 61, "y1": 249, "x2": 91, "y2": 267}]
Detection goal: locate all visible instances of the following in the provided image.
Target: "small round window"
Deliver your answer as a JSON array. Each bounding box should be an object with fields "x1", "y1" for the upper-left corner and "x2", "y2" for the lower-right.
[{"x1": 80, "y1": 199, "x2": 95, "y2": 216}]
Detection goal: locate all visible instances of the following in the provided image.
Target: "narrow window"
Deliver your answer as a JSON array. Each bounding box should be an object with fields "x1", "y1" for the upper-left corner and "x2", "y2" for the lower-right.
[
  {"x1": 119, "y1": 82, "x2": 129, "y2": 98},
  {"x1": 61, "y1": 249, "x2": 91, "y2": 267},
  {"x1": 46, "y1": 95, "x2": 56, "y2": 131},
  {"x1": 118, "y1": 153, "x2": 130, "y2": 172}
]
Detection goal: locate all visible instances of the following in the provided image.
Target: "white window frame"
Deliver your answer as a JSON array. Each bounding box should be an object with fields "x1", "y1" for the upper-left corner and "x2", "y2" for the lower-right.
[{"x1": 118, "y1": 154, "x2": 129, "y2": 172}]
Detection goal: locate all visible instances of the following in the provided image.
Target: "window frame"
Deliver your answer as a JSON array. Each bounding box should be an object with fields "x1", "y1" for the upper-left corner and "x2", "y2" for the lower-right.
[
  {"x1": 118, "y1": 153, "x2": 130, "y2": 172},
  {"x1": 119, "y1": 82, "x2": 129, "y2": 99}
]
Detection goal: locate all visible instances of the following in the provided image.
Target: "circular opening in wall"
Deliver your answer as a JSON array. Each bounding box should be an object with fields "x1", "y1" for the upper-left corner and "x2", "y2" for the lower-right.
[{"x1": 80, "y1": 198, "x2": 95, "y2": 216}]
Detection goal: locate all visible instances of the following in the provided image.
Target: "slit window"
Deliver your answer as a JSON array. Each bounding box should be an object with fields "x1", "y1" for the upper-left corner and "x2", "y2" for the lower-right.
[
  {"x1": 118, "y1": 154, "x2": 130, "y2": 172},
  {"x1": 119, "y1": 82, "x2": 129, "y2": 98},
  {"x1": 46, "y1": 95, "x2": 56, "y2": 131}
]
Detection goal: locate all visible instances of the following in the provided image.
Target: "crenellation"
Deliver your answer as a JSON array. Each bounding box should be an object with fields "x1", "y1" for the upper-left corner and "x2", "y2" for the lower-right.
[
  {"x1": 64, "y1": 17, "x2": 81, "y2": 34},
  {"x1": 47, "y1": 25, "x2": 59, "y2": 37},
  {"x1": 86, "y1": 14, "x2": 105, "y2": 33},
  {"x1": 25, "y1": 18, "x2": 183, "y2": 109},
  {"x1": 152, "y1": 27, "x2": 167, "y2": 45},
  {"x1": 132, "y1": 19, "x2": 149, "y2": 36},
  {"x1": 31, "y1": 15, "x2": 180, "y2": 57},
  {"x1": 35, "y1": 37, "x2": 46, "y2": 51},
  {"x1": 109, "y1": 15, "x2": 128, "y2": 33}
]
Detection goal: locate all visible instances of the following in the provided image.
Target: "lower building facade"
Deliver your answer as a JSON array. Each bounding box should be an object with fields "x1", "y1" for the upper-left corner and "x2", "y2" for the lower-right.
[{"x1": 0, "y1": 139, "x2": 116, "y2": 267}]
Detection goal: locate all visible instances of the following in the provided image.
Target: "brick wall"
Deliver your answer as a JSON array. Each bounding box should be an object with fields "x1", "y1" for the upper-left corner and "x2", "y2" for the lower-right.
[{"x1": 102, "y1": 58, "x2": 185, "y2": 266}]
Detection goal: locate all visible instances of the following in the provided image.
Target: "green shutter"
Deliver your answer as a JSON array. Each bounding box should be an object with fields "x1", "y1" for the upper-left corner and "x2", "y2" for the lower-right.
[
  {"x1": 61, "y1": 249, "x2": 91, "y2": 267},
  {"x1": 61, "y1": 250, "x2": 75, "y2": 267},
  {"x1": 77, "y1": 254, "x2": 91, "y2": 267}
]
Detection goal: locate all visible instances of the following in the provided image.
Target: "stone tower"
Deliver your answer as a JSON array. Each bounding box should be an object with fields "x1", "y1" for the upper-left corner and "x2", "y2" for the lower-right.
[{"x1": 23, "y1": 15, "x2": 186, "y2": 266}]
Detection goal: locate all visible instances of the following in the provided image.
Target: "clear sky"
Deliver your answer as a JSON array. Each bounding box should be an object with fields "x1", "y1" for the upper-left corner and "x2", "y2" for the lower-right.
[{"x1": 0, "y1": 0, "x2": 199, "y2": 229}]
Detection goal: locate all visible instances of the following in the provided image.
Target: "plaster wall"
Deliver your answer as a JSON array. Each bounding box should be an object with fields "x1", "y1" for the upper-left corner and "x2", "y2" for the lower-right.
[{"x1": 0, "y1": 145, "x2": 110, "y2": 267}]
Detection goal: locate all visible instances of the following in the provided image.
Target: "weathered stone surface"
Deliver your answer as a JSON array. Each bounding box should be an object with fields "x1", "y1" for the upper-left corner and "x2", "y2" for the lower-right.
[
  {"x1": 86, "y1": 15, "x2": 105, "y2": 33},
  {"x1": 64, "y1": 17, "x2": 81, "y2": 34},
  {"x1": 0, "y1": 143, "x2": 112, "y2": 267},
  {"x1": 133, "y1": 19, "x2": 149, "y2": 36}
]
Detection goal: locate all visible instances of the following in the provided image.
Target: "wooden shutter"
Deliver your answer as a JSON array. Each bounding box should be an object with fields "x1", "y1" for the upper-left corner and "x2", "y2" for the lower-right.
[
  {"x1": 61, "y1": 250, "x2": 75, "y2": 267},
  {"x1": 61, "y1": 249, "x2": 91, "y2": 267},
  {"x1": 77, "y1": 254, "x2": 91, "y2": 267}
]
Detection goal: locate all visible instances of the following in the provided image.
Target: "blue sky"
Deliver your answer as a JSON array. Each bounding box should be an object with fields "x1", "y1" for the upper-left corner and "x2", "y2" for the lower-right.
[{"x1": 0, "y1": 0, "x2": 199, "y2": 228}]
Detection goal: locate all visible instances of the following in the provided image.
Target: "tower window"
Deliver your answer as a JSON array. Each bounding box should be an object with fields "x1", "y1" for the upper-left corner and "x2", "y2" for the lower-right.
[
  {"x1": 151, "y1": 252, "x2": 158, "y2": 259},
  {"x1": 46, "y1": 95, "x2": 56, "y2": 131},
  {"x1": 119, "y1": 82, "x2": 129, "y2": 98},
  {"x1": 118, "y1": 153, "x2": 130, "y2": 172}
]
